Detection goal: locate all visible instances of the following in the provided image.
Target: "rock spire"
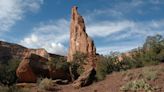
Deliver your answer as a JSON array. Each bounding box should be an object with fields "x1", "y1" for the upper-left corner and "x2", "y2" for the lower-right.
[{"x1": 67, "y1": 6, "x2": 96, "y2": 62}]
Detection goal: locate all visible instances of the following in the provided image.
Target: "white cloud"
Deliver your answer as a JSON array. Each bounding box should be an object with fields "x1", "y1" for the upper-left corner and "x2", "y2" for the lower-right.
[
  {"x1": 20, "y1": 19, "x2": 69, "y2": 55},
  {"x1": 86, "y1": 21, "x2": 135, "y2": 37},
  {"x1": 47, "y1": 43, "x2": 66, "y2": 55},
  {"x1": 86, "y1": 20, "x2": 164, "y2": 39},
  {"x1": 23, "y1": 34, "x2": 38, "y2": 45},
  {"x1": 85, "y1": 19, "x2": 164, "y2": 55},
  {"x1": 24, "y1": 0, "x2": 44, "y2": 12},
  {"x1": 0, "y1": 38, "x2": 5, "y2": 41},
  {"x1": 84, "y1": 8, "x2": 123, "y2": 22},
  {"x1": 84, "y1": 0, "x2": 144, "y2": 22},
  {"x1": 0, "y1": 0, "x2": 43, "y2": 32}
]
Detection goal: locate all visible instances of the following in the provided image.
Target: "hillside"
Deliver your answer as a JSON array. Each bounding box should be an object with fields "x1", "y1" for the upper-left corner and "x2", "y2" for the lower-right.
[{"x1": 59, "y1": 63, "x2": 164, "y2": 92}]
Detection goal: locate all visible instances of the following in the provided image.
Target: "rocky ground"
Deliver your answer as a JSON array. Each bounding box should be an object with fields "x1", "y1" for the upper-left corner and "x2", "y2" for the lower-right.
[
  {"x1": 58, "y1": 63, "x2": 164, "y2": 92},
  {"x1": 17, "y1": 63, "x2": 164, "y2": 92}
]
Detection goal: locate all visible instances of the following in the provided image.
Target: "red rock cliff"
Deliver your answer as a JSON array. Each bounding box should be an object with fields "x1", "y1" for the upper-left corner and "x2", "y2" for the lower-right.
[{"x1": 0, "y1": 41, "x2": 49, "y2": 61}]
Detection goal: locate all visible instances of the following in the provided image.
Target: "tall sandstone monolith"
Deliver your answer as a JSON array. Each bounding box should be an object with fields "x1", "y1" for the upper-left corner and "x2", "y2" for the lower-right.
[{"x1": 67, "y1": 6, "x2": 96, "y2": 64}]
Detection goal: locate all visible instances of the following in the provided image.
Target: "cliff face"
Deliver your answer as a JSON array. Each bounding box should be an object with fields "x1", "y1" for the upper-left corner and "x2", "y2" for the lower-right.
[
  {"x1": 0, "y1": 41, "x2": 49, "y2": 61},
  {"x1": 67, "y1": 6, "x2": 96, "y2": 62},
  {"x1": 0, "y1": 41, "x2": 27, "y2": 61}
]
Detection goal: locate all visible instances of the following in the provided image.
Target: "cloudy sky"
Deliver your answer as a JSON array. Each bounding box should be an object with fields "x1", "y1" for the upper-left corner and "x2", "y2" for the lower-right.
[{"x1": 0, "y1": 0, "x2": 164, "y2": 55}]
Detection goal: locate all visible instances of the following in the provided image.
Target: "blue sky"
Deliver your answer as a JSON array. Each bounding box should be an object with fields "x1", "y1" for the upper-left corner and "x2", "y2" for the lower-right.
[{"x1": 0, "y1": 0, "x2": 164, "y2": 55}]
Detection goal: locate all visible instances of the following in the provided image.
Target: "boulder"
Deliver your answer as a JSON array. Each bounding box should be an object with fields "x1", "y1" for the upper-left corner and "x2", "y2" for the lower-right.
[
  {"x1": 72, "y1": 67, "x2": 96, "y2": 88},
  {"x1": 16, "y1": 54, "x2": 49, "y2": 83},
  {"x1": 17, "y1": 53, "x2": 71, "y2": 83}
]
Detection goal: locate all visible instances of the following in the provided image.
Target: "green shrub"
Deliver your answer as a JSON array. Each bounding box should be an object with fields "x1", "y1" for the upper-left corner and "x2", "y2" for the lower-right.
[
  {"x1": 0, "y1": 85, "x2": 30, "y2": 92},
  {"x1": 96, "y1": 60, "x2": 107, "y2": 81},
  {"x1": 0, "y1": 59, "x2": 20, "y2": 85},
  {"x1": 55, "y1": 61, "x2": 69, "y2": 72},
  {"x1": 48, "y1": 57, "x2": 69, "y2": 72},
  {"x1": 156, "y1": 49, "x2": 164, "y2": 62},
  {"x1": 142, "y1": 68, "x2": 158, "y2": 81},
  {"x1": 125, "y1": 49, "x2": 159, "y2": 67},
  {"x1": 38, "y1": 78, "x2": 54, "y2": 90},
  {"x1": 120, "y1": 79, "x2": 155, "y2": 92},
  {"x1": 142, "y1": 34, "x2": 164, "y2": 64},
  {"x1": 0, "y1": 86, "x2": 11, "y2": 92},
  {"x1": 77, "y1": 65, "x2": 84, "y2": 75},
  {"x1": 121, "y1": 56, "x2": 144, "y2": 69},
  {"x1": 69, "y1": 52, "x2": 87, "y2": 80},
  {"x1": 96, "y1": 56, "x2": 118, "y2": 80},
  {"x1": 69, "y1": 62, "x2": 80, "y2": 80},
  {"x1": 72, "y1": 51, "x2": 87, "y2": 64}
]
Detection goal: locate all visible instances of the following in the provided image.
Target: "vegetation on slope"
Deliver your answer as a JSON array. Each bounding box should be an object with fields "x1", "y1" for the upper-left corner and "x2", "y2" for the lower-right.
[{"x1": 96, "y1": 34, "x2": 164, "y2": 80}]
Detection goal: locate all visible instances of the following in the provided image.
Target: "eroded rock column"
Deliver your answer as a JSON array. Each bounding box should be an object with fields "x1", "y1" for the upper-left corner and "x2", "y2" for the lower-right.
[{"x1": 67, "y1": 6, "x2": 96, "y2": 63}]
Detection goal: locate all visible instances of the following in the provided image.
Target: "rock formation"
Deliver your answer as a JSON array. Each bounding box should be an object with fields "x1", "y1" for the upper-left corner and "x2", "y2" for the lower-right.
[
  {"x1": 16, "y1": 46, "x2": 70, "y2": 82},
  {"x1": 67, "y1": 6, "x2": 97, "y2": 87},
  {"x1": 16, "y1": 54, "x2": 49, "y2": 83},
  {"x1": 67, "y1": 6, "x2": 96, "y2": 62},
  {"x1": 0, "y1": 41, "x2": 68, "y2": 82},
  {"x1": 72, "y1": 67, "x2": 96, "y2": 88},
  {"x1": 0, "y1": 41, "x2": 27, "y2": 61},
  {"x1": 0, "y1": 41, "x2": 49, "y2": 61}
]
